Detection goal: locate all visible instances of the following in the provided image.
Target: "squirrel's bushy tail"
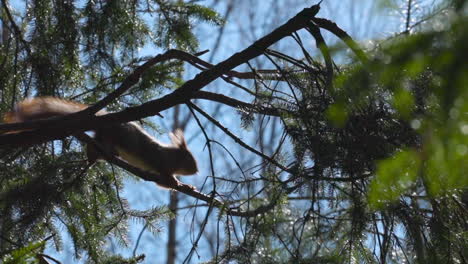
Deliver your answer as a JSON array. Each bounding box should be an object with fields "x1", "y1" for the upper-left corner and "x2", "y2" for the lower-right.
[{"x1": 4, "y1": 97, "x2": 89, "y2": 123}]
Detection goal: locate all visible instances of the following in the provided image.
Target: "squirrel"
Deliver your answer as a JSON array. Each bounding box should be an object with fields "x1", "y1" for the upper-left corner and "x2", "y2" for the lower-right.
[{"x1": 3, "y1": 97, "x2": 198, "y2": 188}]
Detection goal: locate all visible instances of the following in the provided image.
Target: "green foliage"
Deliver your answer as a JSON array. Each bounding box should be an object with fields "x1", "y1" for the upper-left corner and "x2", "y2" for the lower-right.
[
  {"x1": 154, "y1": 1, "x2": 224, "y2": 51},
  {"x1": 1, "y1": 241, "x2": 44, "y2": 264},
  {"x1": 326, "y1": 102, "x2": 348, "y2": 126},
  {"x1": 369, "y1": 149, "x2": 421, "y2": 208},
  {"x1": 348, "y1": 16, "x2": 468, "y2": 205},
  {"x1": 392, "y1": 88, "x2": 415, "y2": 119},
  {"x1": 100, "y1": 254, "x2": 145, "y2": 264},
  {"x1": 327, "y1": 7, "x2": 468, "y2": 210},
  {"x1": 322, "y1": 4, "x2": 467, "y2": 262}
]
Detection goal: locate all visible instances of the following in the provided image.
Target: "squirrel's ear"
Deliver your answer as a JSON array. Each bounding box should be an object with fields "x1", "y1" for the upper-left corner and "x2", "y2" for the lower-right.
[{"x1": 170, "y1": 129, "x2": 188, "y2": 149}]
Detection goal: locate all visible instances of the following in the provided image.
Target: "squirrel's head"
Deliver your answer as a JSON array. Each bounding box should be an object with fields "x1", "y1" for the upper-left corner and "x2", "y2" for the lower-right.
[{"x1": 170, "y1": 129, "x2": 198, "y2": 175}]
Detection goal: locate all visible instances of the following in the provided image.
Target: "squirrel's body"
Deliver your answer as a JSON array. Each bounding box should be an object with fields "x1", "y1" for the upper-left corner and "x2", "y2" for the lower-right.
[{"x1": 4, "y1": 97, "x2": 198, "y2": 188}]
